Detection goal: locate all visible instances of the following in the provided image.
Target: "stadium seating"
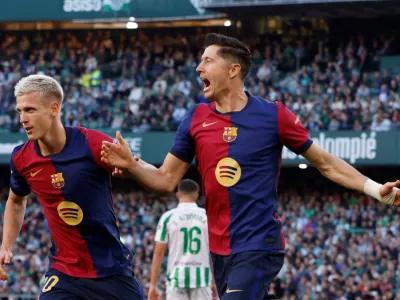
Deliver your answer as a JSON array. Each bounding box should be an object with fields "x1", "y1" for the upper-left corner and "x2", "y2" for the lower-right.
[{"x1": 0, "y1": 30, "x2": 399, "y2": 133}]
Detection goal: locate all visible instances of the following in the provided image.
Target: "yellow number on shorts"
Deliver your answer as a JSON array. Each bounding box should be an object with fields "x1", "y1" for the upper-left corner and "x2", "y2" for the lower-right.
[{"x1": 42, "y1": 275, "x2": 59, "y2": 292}]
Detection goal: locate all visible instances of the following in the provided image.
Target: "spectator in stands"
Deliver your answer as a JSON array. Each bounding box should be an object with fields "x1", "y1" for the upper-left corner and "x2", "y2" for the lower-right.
[{"x1": 0, "y1": 29, "x2": 399, "y2": 133}]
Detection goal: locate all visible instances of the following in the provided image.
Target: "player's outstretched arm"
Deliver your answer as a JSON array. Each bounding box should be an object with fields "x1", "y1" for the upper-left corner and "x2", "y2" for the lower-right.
[
  {"x1": 0, "y1": 189, "x2": 27, "y2": 281},
  {"x1": 149, "y1": 242, "x2": 166, "y2": 300},
  {"x1": 303, "y1": 143, "x2": 400, "y2": 206},
  {"x1": 101, "y1": 131, "x2": 189, "y2": 196}
]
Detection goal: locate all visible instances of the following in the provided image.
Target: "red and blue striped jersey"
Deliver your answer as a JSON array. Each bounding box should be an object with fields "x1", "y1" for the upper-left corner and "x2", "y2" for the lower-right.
[
  {"x1": 170, "y1": 92, "x2": 313, "y2": 255},
  {"x1": 10, "y1": 127, "x2": 132, "y2": 278}
]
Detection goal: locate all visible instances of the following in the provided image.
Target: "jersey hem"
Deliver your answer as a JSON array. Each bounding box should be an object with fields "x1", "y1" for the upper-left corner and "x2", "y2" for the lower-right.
[
  {"x1": 50, "y1": 264, "x2": 129, "y2": 279},
  {"x1": 210, "y1": 242, "x2": 286, "y2": 256},
  {"x1": 154, "y1": 239, "x2": 167, "y2": 244},
  {"x1": 166, "y1": 283, "x2": 211, "y2": 288}
]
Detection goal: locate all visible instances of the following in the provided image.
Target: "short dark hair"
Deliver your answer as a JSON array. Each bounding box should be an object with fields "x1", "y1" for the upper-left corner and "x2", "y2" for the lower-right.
[
  {"x1": 204, "y1": 33, "x2": 252, "y2": 80},
  {"x1": 178, "y1": 179, "x2": 200, "y2": 195}
]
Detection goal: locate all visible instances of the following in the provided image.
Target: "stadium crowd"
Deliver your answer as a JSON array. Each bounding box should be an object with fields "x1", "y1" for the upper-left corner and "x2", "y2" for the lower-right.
[
  {"x1": 0, "y1": 186, "x2": 399, "y2": 300},
  {"x1": 0, "y1": 29, "x2": 399, "y2": 133}
]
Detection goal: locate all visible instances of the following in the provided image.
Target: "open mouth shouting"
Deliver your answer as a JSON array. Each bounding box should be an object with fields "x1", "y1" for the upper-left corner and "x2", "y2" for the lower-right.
[{"x1": 201, "y1": 77, "x2": 211, "y2": 93}]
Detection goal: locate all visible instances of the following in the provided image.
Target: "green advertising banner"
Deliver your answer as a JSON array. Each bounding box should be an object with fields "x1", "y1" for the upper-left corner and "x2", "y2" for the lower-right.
[
  {"x1": 1, "y1": 0, "x2": 220, "y2": 22},
  {"x1": 282, "y1": 131, "x2": 396, "y2": 166},
  {"x1": 0, "y1": 130, "x2": 398, "y2": 166}
]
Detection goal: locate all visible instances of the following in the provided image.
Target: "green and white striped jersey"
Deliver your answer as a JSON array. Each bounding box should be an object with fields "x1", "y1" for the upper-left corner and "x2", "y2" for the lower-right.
[{"x1": 155, "y1": 202, "x2": 211, "y2": 288}]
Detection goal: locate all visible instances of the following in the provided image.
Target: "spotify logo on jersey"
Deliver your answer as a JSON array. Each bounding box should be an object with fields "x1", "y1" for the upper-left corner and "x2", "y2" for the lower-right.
[
  {"x1": 57, "y1": 201, "x2": 83, "y2": 226},
  {"x1": 215, "y1": 157, "x2": 241, "y2": 187}
]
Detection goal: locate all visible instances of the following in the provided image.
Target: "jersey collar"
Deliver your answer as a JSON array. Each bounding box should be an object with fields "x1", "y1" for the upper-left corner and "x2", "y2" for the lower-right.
[
  {"x1": 34, "y1": 126, "x2": 72, "y2": 158},
  {"x1": 178, "y1": 202, "x2": 198, "y2": 208},
  {"x1": 210, "y1": 91, "x2": 254, "y2": 116}
]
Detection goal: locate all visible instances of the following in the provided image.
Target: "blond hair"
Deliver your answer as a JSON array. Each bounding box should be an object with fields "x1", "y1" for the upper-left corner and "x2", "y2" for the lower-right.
[{"x1": 14, "y1": 74, "x2": 64, "y2": 103}]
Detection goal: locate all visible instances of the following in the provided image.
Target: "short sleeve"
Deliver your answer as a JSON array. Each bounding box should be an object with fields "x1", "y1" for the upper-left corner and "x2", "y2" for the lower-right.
[
  {"x1": 169, "y1": 106, "x2": 197, "y2": 163},
  {"x1": 83, "y1": 128, "x2": 114, "y2": 173},
  {"x1": 276, "y1": 102, "x2": 313, "y2": 154},
  {"x1": 10, "y1": 148, "x2": 30, "y2": 196},
  {"x1": 155, "y1": 212, "x2": 173, "y2": 244}
]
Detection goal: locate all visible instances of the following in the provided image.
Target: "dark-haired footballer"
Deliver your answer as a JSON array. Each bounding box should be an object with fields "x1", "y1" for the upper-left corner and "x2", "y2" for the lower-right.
[{"x1": 101, "y1": 33, "x2": 400, "y2": 300}]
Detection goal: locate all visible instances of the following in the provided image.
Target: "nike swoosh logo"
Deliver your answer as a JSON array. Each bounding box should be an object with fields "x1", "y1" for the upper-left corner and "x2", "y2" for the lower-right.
[
  {"x1": 226, "y1": 289, "x2": 242, "y2": 294},
  {"x1": 30, "y1": 168, "x2": 43, "y2": 177},
  {"x1": 202, "y1": 121, "x2": 218, "y2": 127}
]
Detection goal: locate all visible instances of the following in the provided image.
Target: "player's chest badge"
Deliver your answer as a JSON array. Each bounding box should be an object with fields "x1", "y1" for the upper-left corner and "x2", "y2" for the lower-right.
[
  {"x1": 223, "y1": 127, "x2": 238, "y2": 143},
  {"x1": 51, "y1": 172, "x2": 65, "y2": 189}
]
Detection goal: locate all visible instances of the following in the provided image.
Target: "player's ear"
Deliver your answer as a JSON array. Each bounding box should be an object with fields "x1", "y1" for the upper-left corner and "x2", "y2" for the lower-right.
[
  {"x1": 50, "y1": 102, "x2": 61, "y2": 117},
  {"x1": 229, "y1": 63, "x2": 241, "y2": 79},
  {"x1": 176, "y1": 192, "x2": 181, "y2": 200}
]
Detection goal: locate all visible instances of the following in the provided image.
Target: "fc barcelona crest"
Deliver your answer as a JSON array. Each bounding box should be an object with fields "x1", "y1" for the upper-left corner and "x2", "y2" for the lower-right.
[
  {"x1": 51, "y1": 173, "x2": 65, "y2": 189},
  {"x1": 223, "y1": 127, "x2": 238, "y2": 143}
]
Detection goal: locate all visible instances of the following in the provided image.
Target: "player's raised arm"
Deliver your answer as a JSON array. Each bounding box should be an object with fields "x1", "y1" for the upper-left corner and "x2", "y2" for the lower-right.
[
  {"x1": 83, "y1": 127, "x2": 189, "y2": 196},
  {"x1": 276, "y1": 101, "x2": 400, "y2": 207},
  {"x1": 102, "y1": 106, "x2": 197, "y2": 196},
  {"x1": 302, "y1": 144, "x2": 400, "y2": 206},
  {"x1": 101, "y1": 131, "x2": 190, "y2": 196}
]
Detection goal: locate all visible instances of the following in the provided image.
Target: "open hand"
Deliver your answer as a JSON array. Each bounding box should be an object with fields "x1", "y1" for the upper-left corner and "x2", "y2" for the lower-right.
[{"x1": 101, "y1": 131, "x2": 137, "y2": 173}]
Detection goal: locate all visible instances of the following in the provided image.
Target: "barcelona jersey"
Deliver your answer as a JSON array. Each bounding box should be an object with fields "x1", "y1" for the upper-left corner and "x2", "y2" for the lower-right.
[
  {"x1": 170, "y1": 92, "x2": 313, "y2": 255},
  {"x1": 10, "y1": 127, "x2": 132, "y2": 278}
]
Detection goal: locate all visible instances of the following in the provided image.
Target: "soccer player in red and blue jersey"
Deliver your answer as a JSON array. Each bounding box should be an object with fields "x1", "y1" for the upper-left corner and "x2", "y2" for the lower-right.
[
  {"x1": 101, "y1": 34, "x2": 400, "y2": 300},
  {"x1": 0, "y1": 75, "x2": 144, "y2": 300}
]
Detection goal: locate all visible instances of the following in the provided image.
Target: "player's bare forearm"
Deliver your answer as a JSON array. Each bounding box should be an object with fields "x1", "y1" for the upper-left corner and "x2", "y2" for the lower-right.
[
  {"x1": 101, "y1": 133, "x2": 188, "y2": 194},
  {"x1": 303, "y1": 143, "x2": 367, "y2": 193},
  {"x1": 150, "y1": 242, "x2": 166, "y2": 287},
  {"x1": 129, "y1": 154, "x2": 189, "y2": 196},
  {"x1": 320, "y1": 155, "x2": 367, "y2": 192},
  {"x1": 1, "y1": 191, "x2": 27, "y2": 250},
  {"x1": 128, "y1": 162, "x2": 175, "y2": 196},
  {"x1": 304, "y1": 143, "x2": 400, "y2": 206}
]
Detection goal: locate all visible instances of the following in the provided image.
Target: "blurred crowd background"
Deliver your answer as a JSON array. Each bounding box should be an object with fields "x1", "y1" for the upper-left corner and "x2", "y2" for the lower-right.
[{"x1": 0, "y1": 28, "x2": 399, "y2": 134}]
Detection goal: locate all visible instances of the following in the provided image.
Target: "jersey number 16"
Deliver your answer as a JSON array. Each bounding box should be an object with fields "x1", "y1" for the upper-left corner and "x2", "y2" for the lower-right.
[{"x1": 180, "y1": 226, "x2": 201, "y2": 255}]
